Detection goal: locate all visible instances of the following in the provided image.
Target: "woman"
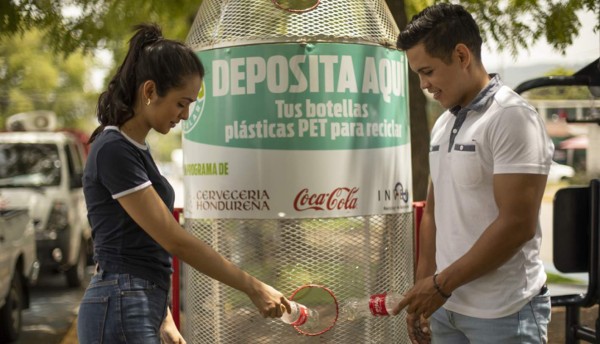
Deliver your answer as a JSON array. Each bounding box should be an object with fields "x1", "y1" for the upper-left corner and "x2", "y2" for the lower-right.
[{"x1": 77, "y1": 23, "x2": 290, "y2": 344}]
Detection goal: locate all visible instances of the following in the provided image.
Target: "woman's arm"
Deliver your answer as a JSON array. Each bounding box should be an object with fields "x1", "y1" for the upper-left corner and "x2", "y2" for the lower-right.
[{"x1": 117, "y1": 186, "x2": 290, "y2": 318}]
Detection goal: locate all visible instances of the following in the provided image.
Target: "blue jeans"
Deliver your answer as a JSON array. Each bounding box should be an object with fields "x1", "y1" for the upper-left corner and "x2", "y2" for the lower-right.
[
  {"x1": 430, "y1": 290, "x2": 551, "y2": 343},
  {"x1": 77, "y1": 270, "x2": 169, "y2": 344}
]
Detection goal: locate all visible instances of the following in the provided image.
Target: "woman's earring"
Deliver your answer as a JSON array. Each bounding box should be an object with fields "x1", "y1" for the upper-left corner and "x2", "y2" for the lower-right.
[{"x1": 146, "y1": 98, "x2": 151, "y2": 106}]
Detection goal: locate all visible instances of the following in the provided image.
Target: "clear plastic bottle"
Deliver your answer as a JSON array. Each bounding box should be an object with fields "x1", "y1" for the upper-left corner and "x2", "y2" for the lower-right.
[
  {"x1": 280, "y1": 300, "x2": 321, "y2": 331},
  {"x1": 340, "y1": 292, "x2": 403, "y2": 321}
]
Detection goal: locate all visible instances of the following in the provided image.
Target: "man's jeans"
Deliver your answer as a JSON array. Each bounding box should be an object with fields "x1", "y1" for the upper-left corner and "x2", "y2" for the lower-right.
[
  {"x1": 430, "y1": 289, "x2": 551, "y2": 343},
  {"x1": 77, "y1": 270, "x2": 168, "y2": 344}
]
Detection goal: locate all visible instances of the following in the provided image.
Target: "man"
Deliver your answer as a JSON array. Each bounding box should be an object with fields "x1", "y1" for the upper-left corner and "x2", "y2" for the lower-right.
[{"x1": 393, "y1": 3, "x2": 553, "y2": 343}]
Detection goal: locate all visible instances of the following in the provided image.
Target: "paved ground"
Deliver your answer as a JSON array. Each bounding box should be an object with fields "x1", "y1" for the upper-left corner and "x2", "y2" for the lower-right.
[
  {"x1": 549, "y1": 304, "x2": 597, "y2": 343},
  {"x1": 15, "y1": 269, "x2": 89, "y2": 344},
  {"x1": 549, "y1": 285, "x2": 584, "y2": 343}
]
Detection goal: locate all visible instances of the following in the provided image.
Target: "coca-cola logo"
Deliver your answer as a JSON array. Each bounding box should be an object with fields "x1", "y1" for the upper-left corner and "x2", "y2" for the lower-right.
[
  {"x1": 369, "y1": 293, "x2": 389, "y2": 316},
  {"x1": 293, "y1": 187, "x2": 359, "y2": 211}
]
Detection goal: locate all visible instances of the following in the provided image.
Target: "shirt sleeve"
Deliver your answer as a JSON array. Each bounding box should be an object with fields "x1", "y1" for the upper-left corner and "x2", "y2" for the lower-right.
[
  {"x1": 96, "y1": 140, "x2": 152, "y2": 199},
  {"x1": 487, "y1": 104, "x2": 554, "y2": 175}
]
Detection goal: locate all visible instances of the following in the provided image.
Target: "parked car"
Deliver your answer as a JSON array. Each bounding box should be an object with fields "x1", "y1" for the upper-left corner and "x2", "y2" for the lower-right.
[
  {"x1": 0, "y1": 111, "x2": 91, "y2": 287},
  {"x1": 0, "y1": 208, "x2": 38, "y2": 343},
  {"x1": 548, "y1": 161, "x2": 575, "y2": 183}
]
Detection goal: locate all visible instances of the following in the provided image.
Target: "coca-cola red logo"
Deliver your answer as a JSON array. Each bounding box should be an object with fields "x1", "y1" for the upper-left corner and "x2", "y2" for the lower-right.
[
  {"x1": 369, "y1": 293, "x2": 389, "y2": 316},
  {"x1": 293, "y1": 187, "x2": 359, "y2": 211}
]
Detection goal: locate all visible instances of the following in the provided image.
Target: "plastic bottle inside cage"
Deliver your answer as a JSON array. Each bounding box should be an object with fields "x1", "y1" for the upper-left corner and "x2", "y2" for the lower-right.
[
  {"x1": 340, "y1": 292, "x2": 403, "y2": 321},
  {"x1": 280, "y1": 300, "x2": 321, "y2": 331}
]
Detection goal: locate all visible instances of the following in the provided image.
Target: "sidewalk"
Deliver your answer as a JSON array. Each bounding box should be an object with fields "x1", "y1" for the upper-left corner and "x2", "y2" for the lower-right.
[{"x1": 59, "y1": 320, "x2": 78, "y2": 344}]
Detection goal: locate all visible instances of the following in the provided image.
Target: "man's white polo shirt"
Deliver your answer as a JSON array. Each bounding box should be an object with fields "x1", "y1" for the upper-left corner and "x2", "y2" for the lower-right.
[{"x1": 429, "y1": 81, "x2": 554, "y2": 318}]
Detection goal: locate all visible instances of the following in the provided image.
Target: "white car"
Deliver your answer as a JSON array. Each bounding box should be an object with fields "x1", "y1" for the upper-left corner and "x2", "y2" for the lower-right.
[
  {"x1": 0, "y1": 209, "x2": 38, "y2": 342},
  {"x1": 547, "y1": 161, "x2": 575, "y2": 183},
  {"x1": 0, "y1": 111, "x2": 91, "y2": 287}
]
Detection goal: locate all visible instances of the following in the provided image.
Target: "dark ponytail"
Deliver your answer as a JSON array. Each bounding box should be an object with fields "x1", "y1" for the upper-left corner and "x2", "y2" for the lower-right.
[{"x1": 89, "y1": 23, "x2": 204, "y2": 143}]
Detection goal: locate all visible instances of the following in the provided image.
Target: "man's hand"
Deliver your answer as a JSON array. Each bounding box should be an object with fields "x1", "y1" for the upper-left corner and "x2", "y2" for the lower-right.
[
  {"x1": 406, "y1": 313, "x2": 431, "y2": 344},
  {"x1": 392, "y1": 274, "x2": 447, "y2": 342},
  {"x1": 393, "y1": 275, "x2": 447, "y2": 318}
]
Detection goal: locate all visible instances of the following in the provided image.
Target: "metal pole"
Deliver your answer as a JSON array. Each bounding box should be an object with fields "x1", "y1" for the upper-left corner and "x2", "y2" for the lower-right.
[{"x1": 171, "y1": 208, "x2": 183, "y2": 329}]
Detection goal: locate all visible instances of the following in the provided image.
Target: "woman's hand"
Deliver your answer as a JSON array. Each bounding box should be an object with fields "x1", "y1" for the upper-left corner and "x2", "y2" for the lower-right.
[
  {"x1": 160, "y1": 308, "x2": 186, "y2": 344},
  {"x1": 247, "y1": 281, "x2": 291, "y2": 318}
]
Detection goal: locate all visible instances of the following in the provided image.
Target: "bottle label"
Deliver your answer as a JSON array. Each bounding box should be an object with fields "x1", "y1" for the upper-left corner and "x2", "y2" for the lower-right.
[
  {"x1": 369, "y1": 293, "x2": 389, "y2": 316},
  {"x1": 291, "y1": 305, "x2": 308, "y2": 326}
]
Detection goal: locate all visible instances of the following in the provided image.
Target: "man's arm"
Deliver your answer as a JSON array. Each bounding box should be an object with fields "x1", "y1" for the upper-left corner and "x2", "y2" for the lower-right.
[
  {"x1": 405, "y1": 181, "x2": 437, "y2": 343},
  {"x1": 433, "y1": 173, "x2": 547, "y2": 297},
  {"x1": 395, "y1": 173, "x2": 547, "y2": 319}
]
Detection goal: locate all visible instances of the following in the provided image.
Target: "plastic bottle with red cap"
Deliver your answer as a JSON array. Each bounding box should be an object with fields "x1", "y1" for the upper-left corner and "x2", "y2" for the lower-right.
[{"x1": 280, "y1": 300, "x2": 321, "y2": 330}]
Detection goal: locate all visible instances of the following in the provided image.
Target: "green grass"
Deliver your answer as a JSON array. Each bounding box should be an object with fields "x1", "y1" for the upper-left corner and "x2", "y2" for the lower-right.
[{"x1": 546, "y1": 271, "x2": 586, "y2": 285}]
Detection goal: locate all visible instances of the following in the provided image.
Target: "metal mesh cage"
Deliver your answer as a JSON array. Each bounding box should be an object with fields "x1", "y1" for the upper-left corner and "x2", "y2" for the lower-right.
[
  {"x1": 182, "y1": 1, "x2": 412, "y2": 342},
  {"x1": 183, "y1": 214, "x2": 413, "y2": 343},
  {"x1": 186, "y1": 0, "x2": 399, "y2": 50}
]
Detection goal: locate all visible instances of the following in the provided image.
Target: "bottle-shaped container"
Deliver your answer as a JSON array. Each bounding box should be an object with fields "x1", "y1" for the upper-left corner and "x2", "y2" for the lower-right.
[{"x1": 183, "y1": 0, "x2": 412, "y2": 342}]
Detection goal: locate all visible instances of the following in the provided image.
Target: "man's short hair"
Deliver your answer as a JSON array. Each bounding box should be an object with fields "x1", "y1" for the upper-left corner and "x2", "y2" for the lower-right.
[{"x1": 397, "y1": 3, "x2": 483, "y2": 64}]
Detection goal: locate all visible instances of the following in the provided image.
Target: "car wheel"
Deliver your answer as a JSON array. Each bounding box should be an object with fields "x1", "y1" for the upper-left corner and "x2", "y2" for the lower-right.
[
  {"x1": 0, "y1": 270, "x2": 23, "y2": 343},
  {"x1": 66, "y1": 241, "x2": 87, "y2": 288}
]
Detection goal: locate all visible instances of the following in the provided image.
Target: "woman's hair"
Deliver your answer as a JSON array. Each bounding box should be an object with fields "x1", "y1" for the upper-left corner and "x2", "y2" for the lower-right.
[
  {"x1": 89, "y1": 23, "x2": 205, "y2": 143},
  {"x1": 397, "y1": 3, "x2": 482, "y2": 64}
]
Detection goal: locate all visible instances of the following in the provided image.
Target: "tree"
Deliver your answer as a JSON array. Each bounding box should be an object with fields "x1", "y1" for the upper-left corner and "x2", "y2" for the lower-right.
[
  {"x1": 1, "y1": 0, "x2": 597, "y2": 198},
  {"x1": 0, "y1": 1, "x2": 201, "y2": 56},
  {"x1": 0, "y1": 29, "x2": 96, "y2": 129},
  {"x1": 0, "y1": 0, "x2": 202, "y2": 153},
  {"x1": 387, "y1": 0, "x2": 599, "y2": 200}
]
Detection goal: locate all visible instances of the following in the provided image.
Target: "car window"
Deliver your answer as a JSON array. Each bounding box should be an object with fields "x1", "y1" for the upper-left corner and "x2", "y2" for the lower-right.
[
  {"x1": 0, "y1": 143, "x2": 61, "y2": 187},
  {"x1": 69, "y1": 142, "x2": 84, "y2": 173}
]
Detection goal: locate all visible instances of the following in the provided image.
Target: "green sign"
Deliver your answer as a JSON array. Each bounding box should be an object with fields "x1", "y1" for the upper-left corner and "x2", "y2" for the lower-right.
[{"x1": 184, "y1": 43, "x2": 409, "y2": 150}]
